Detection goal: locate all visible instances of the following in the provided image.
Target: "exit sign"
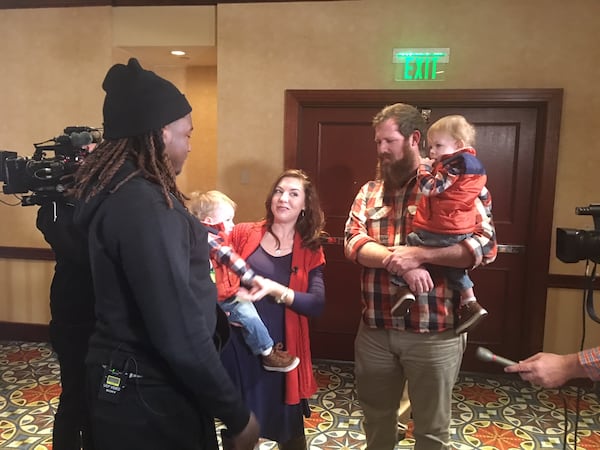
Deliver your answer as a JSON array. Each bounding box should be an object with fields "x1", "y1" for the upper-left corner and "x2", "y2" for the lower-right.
[{"x1": 392, "y1": 48, "x2": 450, "y2": 81}]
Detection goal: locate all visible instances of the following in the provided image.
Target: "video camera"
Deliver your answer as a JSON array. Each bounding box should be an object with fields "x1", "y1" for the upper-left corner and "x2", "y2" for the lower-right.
[
  {"x1": 556, "y1": 204, "x2": 600, "y2": 264},
  {"x1": 0, "y1": 126, "x2": 101, "y2": 206}
]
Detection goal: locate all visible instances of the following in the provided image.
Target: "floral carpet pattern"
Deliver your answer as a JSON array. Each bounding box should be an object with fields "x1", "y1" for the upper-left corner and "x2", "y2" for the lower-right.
[{"x1": 1, "y1": 340, "x2": 600, "y2": 449}]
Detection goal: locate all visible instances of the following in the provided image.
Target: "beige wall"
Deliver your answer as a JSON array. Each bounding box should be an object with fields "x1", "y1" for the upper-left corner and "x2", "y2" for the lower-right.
[
  {"x1": 0, "y1": 6, "x2": 217, "y2": 324},
  {"x1": 0, "y1": 259, "x2": 54, "y2": 323},
  {"x1": 182, "y1": 66, "x2": 218, "y2": 195},
  {"x1": 1, "y1": 0, "x2": 599, "y2": 356},
  {"x1": 0, "y1": 7, "x2": 112, "y2": 248}
]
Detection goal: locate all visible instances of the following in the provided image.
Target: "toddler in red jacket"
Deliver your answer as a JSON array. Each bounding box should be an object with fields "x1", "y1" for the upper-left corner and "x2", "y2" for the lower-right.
[
  {"x1": 189, "y1": 190, "x2": 299, "y2": 372},
  {"x1": 391, "y1": 115, "x2": 490, "y2": 334}
]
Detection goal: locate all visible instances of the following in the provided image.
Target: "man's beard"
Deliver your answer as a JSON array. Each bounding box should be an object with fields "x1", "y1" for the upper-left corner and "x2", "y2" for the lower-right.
[{"x1": 379, "y1": 147, "x2": 419, "y2": 191}]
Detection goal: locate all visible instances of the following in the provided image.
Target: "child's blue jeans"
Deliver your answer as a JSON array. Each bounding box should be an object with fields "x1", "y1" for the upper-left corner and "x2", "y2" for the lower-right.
[{"x1": 219, "y1": 296, "x2": 274, "y2": 355}]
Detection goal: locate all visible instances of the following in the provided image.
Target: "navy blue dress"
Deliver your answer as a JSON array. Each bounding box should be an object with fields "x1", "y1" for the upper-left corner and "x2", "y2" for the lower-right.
[{"x1": 220, "y1": 246, "x2": 323, "y2": 443}]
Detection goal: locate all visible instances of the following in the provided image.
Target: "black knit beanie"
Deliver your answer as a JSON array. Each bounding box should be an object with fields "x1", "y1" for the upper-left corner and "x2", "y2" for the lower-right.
[{"x1": 102, "y1": 58, "x2": 192, "y2": 139}]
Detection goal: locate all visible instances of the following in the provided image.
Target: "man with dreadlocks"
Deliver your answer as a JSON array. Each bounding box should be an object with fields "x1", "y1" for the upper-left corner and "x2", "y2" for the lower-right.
[{"x1": 71, "y1": 58, "x2": 259, "y2": 450}]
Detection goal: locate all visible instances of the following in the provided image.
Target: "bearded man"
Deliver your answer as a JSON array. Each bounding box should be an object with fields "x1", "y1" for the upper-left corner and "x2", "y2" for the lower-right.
[{"x1": 343, "y1": 103, "x2": 497, "y2": 450}]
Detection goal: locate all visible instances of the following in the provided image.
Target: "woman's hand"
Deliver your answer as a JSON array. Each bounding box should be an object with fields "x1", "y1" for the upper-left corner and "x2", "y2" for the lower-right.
[{"x1": 236, "y1": 275, "x2": 287, "y2": 302}]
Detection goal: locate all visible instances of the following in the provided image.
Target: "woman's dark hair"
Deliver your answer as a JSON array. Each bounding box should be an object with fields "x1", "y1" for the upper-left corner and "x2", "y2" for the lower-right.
[
  {"x1": 264, "y1": 169, "x2": 325, "y2": 251},
  {"x1": 71, "y1": 130, "x2": 185, "y2": 208}
]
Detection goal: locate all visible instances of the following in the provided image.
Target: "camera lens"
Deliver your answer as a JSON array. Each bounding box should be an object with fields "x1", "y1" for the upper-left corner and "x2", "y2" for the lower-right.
[{"x1": 557, "y1": 227, "x2": 600, "y2": 263}]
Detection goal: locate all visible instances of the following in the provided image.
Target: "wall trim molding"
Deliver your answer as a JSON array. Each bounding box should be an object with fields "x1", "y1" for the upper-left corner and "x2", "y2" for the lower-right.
[
  {"x1": 547, "y1": 274, "x2": 600, "y2": 291},
  {"x1": 0, "y1": 0, "x2": 336, "y2": 9},
  {"x1": 0, "y1": 321, "x2": 49, "y2": 342},
  {"x1": 1, "y1": 248, "x2": 596, "y2": 342},
  {"x1": 0, "y1": 247, "x2": 54, "y2": 260}
]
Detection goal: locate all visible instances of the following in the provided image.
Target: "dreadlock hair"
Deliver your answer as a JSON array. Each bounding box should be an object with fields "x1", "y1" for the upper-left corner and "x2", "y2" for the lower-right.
[
  {"x1": 71, "y1": 130, "x2": 185, "y2": 208},
  {"x1": 264, "y1": 169, "x2": 325, "y2": 251}
]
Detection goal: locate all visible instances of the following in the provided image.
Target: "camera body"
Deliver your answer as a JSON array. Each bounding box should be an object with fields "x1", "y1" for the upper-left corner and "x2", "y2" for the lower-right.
[
  {"x1": 0, "y1": 126, "x2": 101, "y2": 206},
  {"x1": 556, "y1": 204, "x2": 600, "y2": 264}
]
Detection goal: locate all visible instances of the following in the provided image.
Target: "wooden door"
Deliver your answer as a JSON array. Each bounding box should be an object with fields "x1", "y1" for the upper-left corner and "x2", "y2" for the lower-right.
[{"x1": 284, "y1": 89, "x2": 562, "y2": 373}]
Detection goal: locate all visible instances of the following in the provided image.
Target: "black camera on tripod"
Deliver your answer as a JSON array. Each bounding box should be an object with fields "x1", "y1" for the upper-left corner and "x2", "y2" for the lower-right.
[
  {"x1": 556, "y1": 204, "x2": 600, "y2": 264},
  {"x1": 0, "y1": 126, "x2": 101, "y2": 206}
]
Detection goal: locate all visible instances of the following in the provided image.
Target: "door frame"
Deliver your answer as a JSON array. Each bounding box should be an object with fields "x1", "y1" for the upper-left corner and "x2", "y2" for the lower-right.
[{"x1": 283, "y1": 88, "x2": 563, "y2": 356}]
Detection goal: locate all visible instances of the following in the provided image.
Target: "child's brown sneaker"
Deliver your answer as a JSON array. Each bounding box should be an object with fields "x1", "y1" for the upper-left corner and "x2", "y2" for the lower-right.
[
  {"x1": 455, "y1": 301, "x2": 488, "y2": 334},
  {"x1": 262, "y1": 344, "x2": 300, "y2": 372},
  {"x1": 391, "y1": 288, "x2": 416, "y2": 317}
]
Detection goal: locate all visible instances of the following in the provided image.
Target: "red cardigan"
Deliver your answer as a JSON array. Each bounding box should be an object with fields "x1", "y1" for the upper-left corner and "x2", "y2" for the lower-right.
[{"x1": 230, "y1": 221, "x2": 325, "y2": 404}]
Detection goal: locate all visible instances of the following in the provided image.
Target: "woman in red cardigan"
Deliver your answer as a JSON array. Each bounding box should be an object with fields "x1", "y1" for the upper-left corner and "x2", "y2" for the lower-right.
[{"x1": 221, "y1": 169, "x2": 326, "y2": 450}]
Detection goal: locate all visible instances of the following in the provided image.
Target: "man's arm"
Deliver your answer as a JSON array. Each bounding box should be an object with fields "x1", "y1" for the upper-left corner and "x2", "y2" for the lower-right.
[
  {"x1": 578, "y1": 346, "x2": 600, "y2": 381},
  {"x1": 383, "y1": 187, "x2": 497, "y2": 274},
  {"x1": 344, "y1": 182, "x2": 392, "y2": 267},
  {"x1": 355, "y1": 241, "x2": 392, "y2": 268},
  {"x1": 504, "y1": 350, "x2": 592, "y2": 388},
  {"x1": 344, "y1": 184, "x2": 434, "y2": 293},
  {"x1": 383, "y1": 243, "x2": 473, "y2": 275},
  {"x1": 466, "y1": 186, "x2": 497, "y2": 267}
]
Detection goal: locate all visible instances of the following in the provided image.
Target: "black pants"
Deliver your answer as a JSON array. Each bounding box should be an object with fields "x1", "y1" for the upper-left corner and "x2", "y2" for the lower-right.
[
  {"x1": 50, "y1": 320, "x2": 95, "y2": 450},
  {"x1": 86, "y1": 364, "x2": 218, "y2": 450}
]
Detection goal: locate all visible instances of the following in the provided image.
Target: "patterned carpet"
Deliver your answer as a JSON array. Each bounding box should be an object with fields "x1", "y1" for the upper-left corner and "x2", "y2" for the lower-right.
[{"x1": 1, "y1": 341, "x2": 600, "y2": 449}]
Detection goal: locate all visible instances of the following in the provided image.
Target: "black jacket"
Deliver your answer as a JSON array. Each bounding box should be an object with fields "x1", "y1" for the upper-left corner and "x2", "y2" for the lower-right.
[
  {"x1": 74, "y1": 161, "x2": 250, "y2": 434},
  {"x1": 36, "y1": 200, "x2": 95, "y2": 323}
]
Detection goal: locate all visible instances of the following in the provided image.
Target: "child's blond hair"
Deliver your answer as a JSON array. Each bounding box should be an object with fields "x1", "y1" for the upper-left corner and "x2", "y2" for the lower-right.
[
  {"x1": 188, "y1": 190, "x2": 237, "y2": 221},
  {"x1": 427, "y1": 115, "x2": 476, "y2": 147}
]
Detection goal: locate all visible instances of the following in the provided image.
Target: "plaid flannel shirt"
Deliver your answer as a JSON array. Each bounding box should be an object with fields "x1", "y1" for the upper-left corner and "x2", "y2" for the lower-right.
[
  {"x1": 579, "y1": 347, "x2": 600, "y2": 381},
  {"x1": 344, "y1": 177, "x2": 497, "y2": 333}
]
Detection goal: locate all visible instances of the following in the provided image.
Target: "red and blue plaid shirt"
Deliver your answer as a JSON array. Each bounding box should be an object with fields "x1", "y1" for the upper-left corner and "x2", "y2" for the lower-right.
[
  {"x1": 344, "y1": 177, "x2": 497, "y2": 333},
  {"x1": 579, "y1": 347, "x2": 600, "y2": 381}
]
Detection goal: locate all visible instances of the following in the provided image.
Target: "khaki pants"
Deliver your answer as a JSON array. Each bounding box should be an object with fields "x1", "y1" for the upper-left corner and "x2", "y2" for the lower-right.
[{"x1": 355, "y1": 322, "x2": 466, "y2": 450}]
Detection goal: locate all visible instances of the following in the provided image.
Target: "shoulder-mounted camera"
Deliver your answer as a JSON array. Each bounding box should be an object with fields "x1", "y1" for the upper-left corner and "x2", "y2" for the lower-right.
[
  {"x1": 0, "y1": 126, "x2": 101, "y2": 206},
  {"x1": 556, "y1": 204, "x2": 600, "y2": 264}
]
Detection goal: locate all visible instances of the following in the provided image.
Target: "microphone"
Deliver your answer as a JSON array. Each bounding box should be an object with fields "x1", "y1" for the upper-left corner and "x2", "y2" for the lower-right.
[{"x1": 475, "y1": 346, "x2": 517, "y2": 367}]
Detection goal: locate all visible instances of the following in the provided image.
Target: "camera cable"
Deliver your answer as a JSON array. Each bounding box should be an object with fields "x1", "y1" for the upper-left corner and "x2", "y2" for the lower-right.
[{"x1": 584, "y1": 260, "x2": 600, "y2": 324}]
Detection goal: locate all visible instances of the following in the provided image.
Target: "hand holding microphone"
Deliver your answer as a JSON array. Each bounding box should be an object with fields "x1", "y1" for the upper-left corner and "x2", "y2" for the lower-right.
[
  {"x1": 475, "y1": 346, "x2": 517, "y2": 367},
  {"x1": 479, "y1": 347, "x2": 591, "y2": 388},
  {"x1": 503, "y1": 351, "x2": 587, "y2": 388}
]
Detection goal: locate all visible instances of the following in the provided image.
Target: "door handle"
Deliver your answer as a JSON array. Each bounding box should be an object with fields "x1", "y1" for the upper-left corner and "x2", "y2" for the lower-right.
[{"x1": 497, "y1": 244, "x2": 526, "y2": 254}]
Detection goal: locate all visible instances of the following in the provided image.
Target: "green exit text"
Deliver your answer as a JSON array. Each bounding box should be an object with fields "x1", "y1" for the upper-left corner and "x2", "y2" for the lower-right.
[{"x1": 403, "y1": 56, "x2": 440, "y2": 80}]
